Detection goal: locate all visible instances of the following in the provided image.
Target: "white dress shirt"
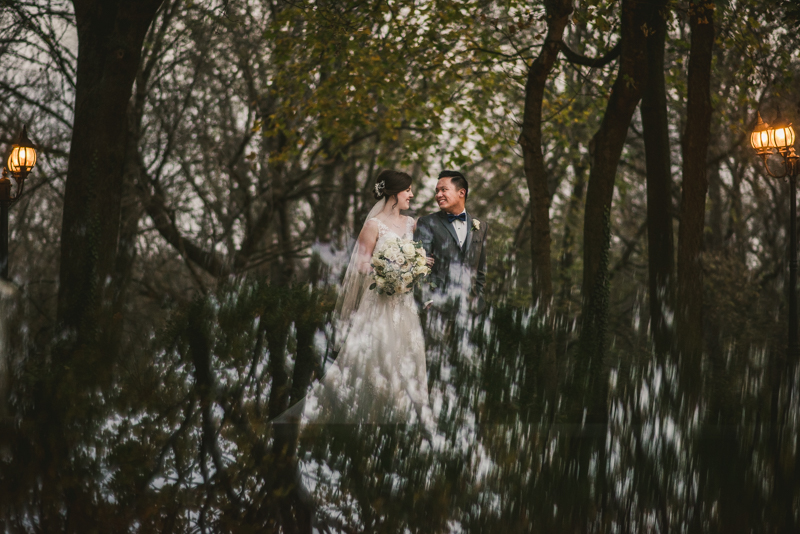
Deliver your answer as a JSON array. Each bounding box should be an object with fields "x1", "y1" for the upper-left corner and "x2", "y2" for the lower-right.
[{"x1": 451, "y1": 211, "x2": 468, "y2": 247}]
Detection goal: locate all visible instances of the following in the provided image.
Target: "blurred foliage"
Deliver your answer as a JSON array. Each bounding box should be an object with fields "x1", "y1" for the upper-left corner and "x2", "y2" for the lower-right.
[{"x1": 1, "y1": 0, "x2": 800, "y2": 531}]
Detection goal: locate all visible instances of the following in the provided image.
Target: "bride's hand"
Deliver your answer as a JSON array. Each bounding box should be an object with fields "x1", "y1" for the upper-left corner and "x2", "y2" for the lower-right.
[{"x1": 426, "y1": 255, "x2": 435, "y2": 267}]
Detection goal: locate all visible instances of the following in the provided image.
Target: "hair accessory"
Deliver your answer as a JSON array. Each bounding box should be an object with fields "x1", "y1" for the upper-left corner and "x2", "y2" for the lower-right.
[{"x1": 374, "y1": 180, "x2": 386, "y2": 196}]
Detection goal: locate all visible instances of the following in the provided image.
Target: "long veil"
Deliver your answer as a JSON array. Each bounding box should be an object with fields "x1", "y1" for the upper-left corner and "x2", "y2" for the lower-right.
[
  {"x1": 331, "y1": 198, "x2": 386, "y2": 349},
  {"x1": 272, "y1": 198, "x2": 386, "y2": 424}
]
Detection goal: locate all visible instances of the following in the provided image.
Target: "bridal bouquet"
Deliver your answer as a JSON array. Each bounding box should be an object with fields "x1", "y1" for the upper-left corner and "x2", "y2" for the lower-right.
[{"x1": 369, "y1": 237, "x2": 430, "y2": 296}]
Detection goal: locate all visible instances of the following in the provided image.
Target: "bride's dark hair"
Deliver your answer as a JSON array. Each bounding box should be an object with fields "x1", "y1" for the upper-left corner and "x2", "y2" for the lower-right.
[{"x1": 373, "y1": 170, "x2": 412, "y2": 207}]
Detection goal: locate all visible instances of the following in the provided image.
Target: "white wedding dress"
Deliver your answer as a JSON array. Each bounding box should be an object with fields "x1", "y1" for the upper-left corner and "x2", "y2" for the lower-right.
[{"x1": 302, "y1": 216, "x2": 432, "y2": 425}]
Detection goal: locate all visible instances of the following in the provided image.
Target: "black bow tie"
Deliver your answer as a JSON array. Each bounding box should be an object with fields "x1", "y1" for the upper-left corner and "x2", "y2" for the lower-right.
[{"x1": 447, "y1": 212, "x2": 466, "y2": 223}]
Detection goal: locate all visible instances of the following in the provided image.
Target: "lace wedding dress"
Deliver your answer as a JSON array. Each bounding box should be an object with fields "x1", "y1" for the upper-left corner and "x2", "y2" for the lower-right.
[{"x1": 303, "y1": 216, "x2": 431, "y2": 425}]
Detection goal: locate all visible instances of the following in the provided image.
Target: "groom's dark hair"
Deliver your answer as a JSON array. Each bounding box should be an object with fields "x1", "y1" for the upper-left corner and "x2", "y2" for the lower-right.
[{"x1": 438, "y1": 170, "x2": 468, "y2": 200}]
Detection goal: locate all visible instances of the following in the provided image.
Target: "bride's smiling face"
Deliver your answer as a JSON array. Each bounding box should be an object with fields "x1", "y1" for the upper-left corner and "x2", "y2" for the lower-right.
[{"x1": 394, "y1": 186, "x2": 414, "y2": 210}]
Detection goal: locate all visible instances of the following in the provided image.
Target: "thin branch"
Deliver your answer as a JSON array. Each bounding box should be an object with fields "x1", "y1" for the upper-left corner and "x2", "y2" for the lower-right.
[
  {"x1": 0, "y1": 80, "x2": 72, "y2": 127},
  {"x1": 560, "y1": 40, "x2": 621, "y2": 68}
]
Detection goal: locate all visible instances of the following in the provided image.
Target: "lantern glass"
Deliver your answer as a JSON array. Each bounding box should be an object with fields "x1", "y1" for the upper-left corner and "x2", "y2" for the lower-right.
[
  {"x1": 771, "y1": 124, "x2": 797, "y2": 149},
  {"x1": 6, "y1": 126, "x2": 37, "y2": 175},
  {"x1": 7, "y1": 144, "x2": 36, "y2": 174},
  {"x1": 751, "y1": 128, "x2": 773, "y2": 150},
  {"x1": 751, "y1": 112, "x2": 773, "y2": 151}
]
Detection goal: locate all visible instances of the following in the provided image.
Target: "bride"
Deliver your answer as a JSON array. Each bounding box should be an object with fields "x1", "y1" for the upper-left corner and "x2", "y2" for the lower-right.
[{"x1": 289, "y1": 169, "x2": 433, "y2": 425}]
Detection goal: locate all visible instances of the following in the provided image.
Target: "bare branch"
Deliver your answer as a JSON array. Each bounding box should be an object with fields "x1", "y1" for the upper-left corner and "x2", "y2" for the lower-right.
[{"x1": 560, "y1": 40, "x2": 621, "y2": 68}]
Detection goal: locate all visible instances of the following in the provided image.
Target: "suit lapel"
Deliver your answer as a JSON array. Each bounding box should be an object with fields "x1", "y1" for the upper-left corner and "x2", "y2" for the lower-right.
[
  {"x1": 436, "y1": 211, "x2": 460, "y2": 247},
  {"x1": 463, "y1": 212, "x2": 472, "y2": 255}
]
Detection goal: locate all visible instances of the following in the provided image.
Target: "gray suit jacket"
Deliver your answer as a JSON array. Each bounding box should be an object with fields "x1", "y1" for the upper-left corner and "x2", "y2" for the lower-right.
[{"x1": 414, "y1": 210, "x2": 488, "y2": 310}]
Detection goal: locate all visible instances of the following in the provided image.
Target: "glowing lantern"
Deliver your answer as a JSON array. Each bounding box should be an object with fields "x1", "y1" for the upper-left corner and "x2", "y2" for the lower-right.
[
  {"x1": 6, "y1": 126, "x2": 37, "y2": 175},
  {"x1": 751, "y1": 112, "x2": 773, "y2": 153},
  {"x1": 770, "y1": 112, "x2": 796, "y2": 151}
]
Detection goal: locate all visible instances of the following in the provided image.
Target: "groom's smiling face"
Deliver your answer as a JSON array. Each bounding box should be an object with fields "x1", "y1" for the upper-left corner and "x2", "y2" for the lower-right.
[{"x1": 435, "y1": 177, "x2": 466, "y2": 214}]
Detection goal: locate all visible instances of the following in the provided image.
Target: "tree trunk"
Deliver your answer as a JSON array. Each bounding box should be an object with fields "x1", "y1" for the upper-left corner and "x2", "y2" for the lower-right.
[
  {"x1": 104, "y1": 0, "x2": 177, "y2": 355},
  {"x1": 707, "y1": 159, "x2": 723, "y2": 251},
  {"x1": 581, "y1": 0, "x2": 649, "y2": 301},
  {"x1": 558, "y1": 159, "x2": 586, "y2": 296},
  {"x1": 641, "y1": 0, "x2": 674, "y2": 353},
  {"x1": 575, "y1": 2, "x2": 650, "y2": 514},
  {"x1": 57, "y1": 0, "x2": 163, "y2": 351},
  {"x1": 519, "y1": 0, "x2": 573, "y2": 309},
  {"x1": 579, "y1": 0, "x2": 650, "y2": 384},
  {"x1": 309, "y1": 143, "x2": 341, "y2": 285},
  {"x1": 676, "y1": 1, "x2": 715, "y2": 367},
  {"x1": 676, "y1": 9, "x2": 724, "y2": 530},
  {"x1": 730, "y1": 159, "x2": 747, "y2": 263}
]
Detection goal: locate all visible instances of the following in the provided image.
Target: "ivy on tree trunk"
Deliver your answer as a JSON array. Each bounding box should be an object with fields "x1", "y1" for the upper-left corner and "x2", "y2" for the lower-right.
[{"x1": 581, "y1": 0, "x2": 649, "y2": 302}]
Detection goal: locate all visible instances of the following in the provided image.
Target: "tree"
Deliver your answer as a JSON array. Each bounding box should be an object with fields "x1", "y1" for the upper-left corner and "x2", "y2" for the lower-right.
[
  {"x1": 580, "y1": 0, "x2": 649, "y2": 356},
  {"x1": 57, "y1": 0, "x2": 163, "y2": 364},
  {"x1": 641, "y1": 0, "x2": 674, "y2": 353},
  {"x1": 676, "y1": 0, "x2": 715, "y2": 367},
  {"x1": 518, "y1": 0, "x2": 574, "y2": 308}
]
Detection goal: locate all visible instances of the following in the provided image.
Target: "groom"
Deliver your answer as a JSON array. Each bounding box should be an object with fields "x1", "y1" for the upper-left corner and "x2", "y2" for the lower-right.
[{"x1": 415, "y1": 170, "x2": 488, "y2": 314}]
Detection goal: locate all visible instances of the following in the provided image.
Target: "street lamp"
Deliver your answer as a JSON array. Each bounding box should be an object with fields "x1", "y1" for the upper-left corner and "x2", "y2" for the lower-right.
[
  {"x1": 1, "y1": 126, "x2": 37, "y2": 280},
  {"x1": 751, "y1": 111, "x2": 800, "y2": 360}
]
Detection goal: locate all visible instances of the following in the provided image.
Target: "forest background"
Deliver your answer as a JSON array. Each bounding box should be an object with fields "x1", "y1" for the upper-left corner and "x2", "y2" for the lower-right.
[{"x1": 1, "y1": 0, "x2": 800, "y2": 532}]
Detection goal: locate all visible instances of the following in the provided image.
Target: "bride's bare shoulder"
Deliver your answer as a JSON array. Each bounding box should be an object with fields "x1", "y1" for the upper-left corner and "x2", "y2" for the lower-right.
[
  {"x1": 365, "y1": 217, "x2": 389, "y2": 230},
  {"x1": 357, "y1": 219, "x2": 381, "y2": 245}
]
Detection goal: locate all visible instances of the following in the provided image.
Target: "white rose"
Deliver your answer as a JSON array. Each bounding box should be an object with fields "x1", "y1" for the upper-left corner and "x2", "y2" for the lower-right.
[
  {"x1": 401, "y1": 242, "x2": 416, "y2": 257},
  {"x1": 472, "y1": 219, "x2": 481, "y2": 231},
  {"x1": 401, "y1": 272, "x2": 413, "y2": 285},
  {"x1": 414, "y1": 265, "x2": 427, "y2": 276}
]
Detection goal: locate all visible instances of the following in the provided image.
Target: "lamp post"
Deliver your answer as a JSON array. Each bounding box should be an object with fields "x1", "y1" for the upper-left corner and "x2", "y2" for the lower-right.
[
  {"x1": 1, "y1": 126, "x2": 37, "y2": 280},
  {"x1": 751, "y1": 111, "x2": 800, "y2": 360}
]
